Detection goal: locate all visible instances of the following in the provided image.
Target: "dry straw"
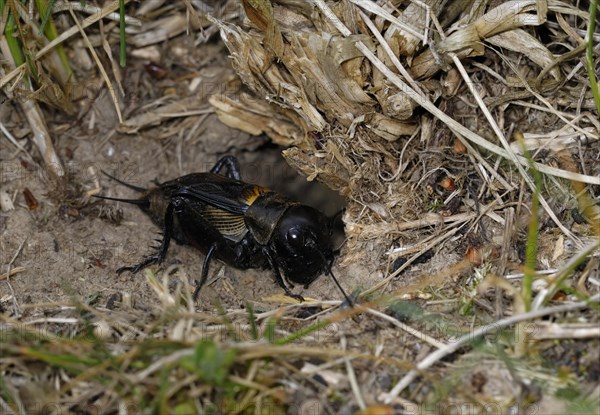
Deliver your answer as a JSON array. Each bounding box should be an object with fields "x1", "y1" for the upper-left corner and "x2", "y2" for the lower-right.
[{"x1": 207, "y1": 0, "x2": 599, "y2": 268}]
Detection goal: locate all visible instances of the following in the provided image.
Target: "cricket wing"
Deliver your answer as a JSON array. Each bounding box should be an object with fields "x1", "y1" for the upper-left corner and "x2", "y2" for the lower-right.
[{"x1": 171, "y1": 176, "x2": 268, "y2": 215}]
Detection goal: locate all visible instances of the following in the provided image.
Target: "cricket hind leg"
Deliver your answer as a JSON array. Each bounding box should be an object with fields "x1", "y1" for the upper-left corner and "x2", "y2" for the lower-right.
[
  {"x1": 192, "y1": 243, "x2": 217, "y2": 301},
  {"x1": 210, "y1": 156, "x2": 241, "y2": 180},
  {"x1": 117, "y1": 199, "x2": 176, "y2": 274}
]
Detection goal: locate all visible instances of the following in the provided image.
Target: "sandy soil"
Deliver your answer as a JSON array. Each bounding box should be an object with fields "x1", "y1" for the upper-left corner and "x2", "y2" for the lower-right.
[
  {"x1": 0, "y1": 38, "x2": 359, "y2": 316},
  {"x1": 1, "y1": 15, "x2": 598, "y2": 413}
]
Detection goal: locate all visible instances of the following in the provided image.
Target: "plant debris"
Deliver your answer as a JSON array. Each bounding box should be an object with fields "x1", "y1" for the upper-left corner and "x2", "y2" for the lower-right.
[{"x1": 0, "y1": 0, "x2": 599, "y2": 413}]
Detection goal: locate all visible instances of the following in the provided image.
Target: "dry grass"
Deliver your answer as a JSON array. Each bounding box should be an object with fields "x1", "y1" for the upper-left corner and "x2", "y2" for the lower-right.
[{"x1": 1, "y1": 0, "x2": 600, "y2": 413}]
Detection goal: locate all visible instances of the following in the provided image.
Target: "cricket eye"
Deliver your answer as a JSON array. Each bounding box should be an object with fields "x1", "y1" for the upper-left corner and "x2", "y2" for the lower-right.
[{"x1": 286, "y1": 227, "x2": 306, "y2": 248}]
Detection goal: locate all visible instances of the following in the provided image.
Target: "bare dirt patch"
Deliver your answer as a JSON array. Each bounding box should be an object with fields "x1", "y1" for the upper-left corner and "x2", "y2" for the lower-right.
[{"x1": 1, "y1": 1, "x2": 599, "y2": 414}]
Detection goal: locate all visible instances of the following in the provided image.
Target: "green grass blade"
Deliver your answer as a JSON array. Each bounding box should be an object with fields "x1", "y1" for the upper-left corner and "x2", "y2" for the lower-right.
[
  {"x1": 37, "y1": 0, "x2": 56, "y2": 34},
  {"x1": 246, "y1": 302, "x2": 259, "y2": 341},
  {"x1": 119, "y1": 0, "x2": 126, "y2": 67},
  {"x1": 518, "y1": 139, "x2": 542, "y2": 312},
  {"x1": 263, "y1": 317, "x2": 276, "y2": 343},
  {"x1": 36, "y1": 0, "x2": 73, "y2": 81},
  {"x1": 22, "y1": 347, "x2": 100, "y2": 371},
  {"x1": 274, "y1": 319, "x2": 332, "y2": 345},
  {"x1": 587, "y1": 0, "x2": 600, "y2": 114},
  {"x1": 4, "y1": 12, "x2": 25, "y2": 67}
]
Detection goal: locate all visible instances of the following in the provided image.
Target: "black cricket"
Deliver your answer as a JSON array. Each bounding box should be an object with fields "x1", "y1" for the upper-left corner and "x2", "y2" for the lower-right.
[{"x1": 95, "y1": 156, "x2": 352, "y2": 304}]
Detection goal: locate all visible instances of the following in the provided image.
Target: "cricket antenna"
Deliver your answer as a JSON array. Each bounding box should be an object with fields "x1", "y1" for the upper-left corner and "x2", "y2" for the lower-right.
[
  {"x1": 311, "y1": 244, "x2": 353, "y2": 307},
  {"x1": 100, "y1": 170, "x2": 147, "y2": 192},
  {"x1": 331, "y1": 208, "x2": 345, "y2": 228},
  {"x1": 92, "y1": 194, "x2": 148, "y2": 206},
  {"x1": 327, "y1": 266, "x2": 353, "y2": 307}
]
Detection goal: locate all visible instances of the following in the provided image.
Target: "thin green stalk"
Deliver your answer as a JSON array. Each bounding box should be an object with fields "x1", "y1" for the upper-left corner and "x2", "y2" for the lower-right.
[
  {"x1": 156, "y1": 368, "x2": 170, "y2": 415},
  {"x1": 2, "y1": 0, "x2": 22, "y2": 64},
  {"x1": 520, "y1": 142, "x2": 543, "y2": 312},
  {"x1": 587, "y1": 0, "x2": 600, "y2": 114},
  {"x1": 22, "y1": 348, "x2": 100, "y2": 371},
  {"x1": 522, "y1": 193, "x2": 539, "y2": 311},
  {"x1": 4, "y1": 13, "x2": 25, "y2": 66},
  {"x1": 542, "y1": 241, "x2": 600, "y2": 307},
  {"x1": 37, "y1": 0, "x2": 56, "y2": 34},
  {"x1": 3, "y1": 9, "x2": 35, "y2": 90},
  {"x1": 36, "y1": 0, "x2": 72, "y2": 80},
  {"x1": 274, "y1": 319, "x2": 332, "y2": 345},
  {"x1": 263, "y1": 318, "x2": 276, "y2": 343},
  {"x1": 3, "y1": 0, "x2": 38, "y2": 86},
  {"x1": 214, "y1": 300, "x2": 239, "y2": 341},
  {"x1": 119, "y1": 0, "x2": 126, "y2": 67},
  {"x1": 246, "y1": 302, "x2": 259, "y2": 341}
]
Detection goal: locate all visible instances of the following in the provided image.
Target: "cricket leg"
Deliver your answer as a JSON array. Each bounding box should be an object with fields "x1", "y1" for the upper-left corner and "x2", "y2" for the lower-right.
[
  {"x1": 193, "y1": 243, "x2": 217, "y2": 301},
  {"x1": 263, "y1": 248, "x2": 304, "y2": 302},
  {"x1": 210, "y1": 155, "x2": 241, "y2": 180},
  {"x1": 117, "y1": 200, "x2": 175, "y2": 274}
]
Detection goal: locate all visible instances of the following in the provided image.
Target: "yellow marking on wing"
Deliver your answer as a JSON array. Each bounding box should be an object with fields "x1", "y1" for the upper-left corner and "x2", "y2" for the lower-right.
[{"x1": 242, "y1": 185, "x2": 268, "y2": 206}]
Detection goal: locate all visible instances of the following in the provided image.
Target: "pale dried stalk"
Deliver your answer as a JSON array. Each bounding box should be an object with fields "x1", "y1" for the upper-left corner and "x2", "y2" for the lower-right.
[
  {"x1": 0, "y1": 267, "x2": 26, "y2": 281},
  {"x1": 19, "y1": 99, "x2": 65, "y2": 178},
  {"x1": 365, "y1": 308, "x2": 447, "y2": 349},
  {"x1": 532, "y1": 242, "x2": 600, "y2": 310},
  {"x1": 530, "y1": 322, "x2": 600, "y2": 339},
  {"x1": 342, "y1": 335, "x2": 366, "y2": 410},
  {"x1": 0, "y1": 34, "x2": 65, "y2": 179},
  {"x1": 354, "y1": 43, "x2": 600, "y2": 187},
  {"x1": 346, "y1": 209, "x2": 478, "y2": 238},
  {"x1": 52, "y1": 0, "x2": 142, "y2": 30},
  {"x1": 411, "y1": 0, "x2": 553, "y2": 79},
  {"x1": 130, "y1": 14, "x2": 197, "y2": 47},
  {"x1": 67, "y1": 7, "x2": 123, "y2": 123},
  {"x1": 213, "y1": 0, "x2": 420, "y2": 142},
  {"x1": 209, "y1": 94, "x2": 303, "y2": 145},
  {"x1": 118, "y1": 96, "x2": 213, "y2": 133},
  {"x1": 347, "y1": 0, "x2": 425, "y2": 41},
  {"x1": 512, "y1": 127, "x2": 597, "y2": 152},
  {"x1": 359, "y1": 225, "x2": 465, "y2": 296},
  {"x1": 0, "y1": 119, "x2": 28, "y2": 154},
  {"x1": 381, "y1": 293, "x2": 600, "y2": 403},
  {"x1": 436, "y1": 30, "x2": 576, "y2": 239},
  {"x1": 487, "y1": 29, "x2": 560, "y2": 81}
]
